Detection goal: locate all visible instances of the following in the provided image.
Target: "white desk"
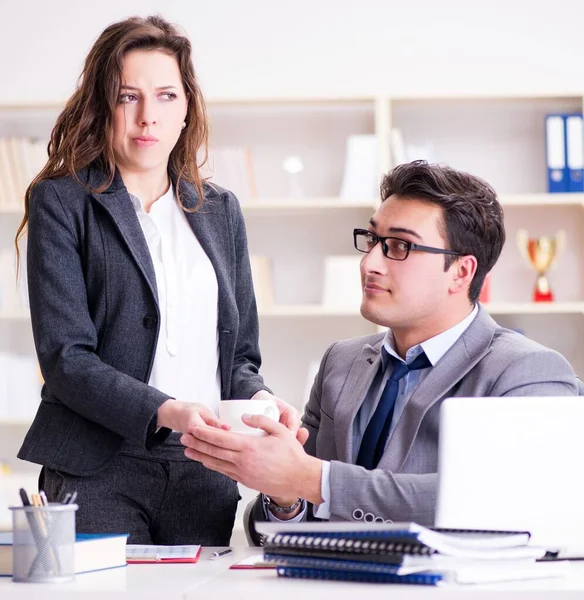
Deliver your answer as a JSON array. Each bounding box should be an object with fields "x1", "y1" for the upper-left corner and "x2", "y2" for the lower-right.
[
  {"x1": 0, "y1": 547, "x2": 230, "y2": 600},
  {"x1": 2, "y1": 547, "x2": 584, "y2": 599}
]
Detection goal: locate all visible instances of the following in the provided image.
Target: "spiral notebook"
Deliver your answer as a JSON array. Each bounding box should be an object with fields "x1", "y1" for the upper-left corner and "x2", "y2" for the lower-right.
[
  {"x1": 265, "y1": 553, "x2": 433, "y2": 574},
  {"x1": 264, "y1": 550, "x2": 553, "y2": 577},
  {"x1": 257, "y1": 522, "x2": 535, "y2": 560},
  {"x1": 276, "y1": 566, "x2": 443, "y2": 585},
  {"x1": 264, "y1": 535, "x2": 434, "y2": 565}
]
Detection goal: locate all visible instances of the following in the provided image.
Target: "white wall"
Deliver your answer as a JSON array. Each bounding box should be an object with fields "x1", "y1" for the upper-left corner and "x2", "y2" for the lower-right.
[{"x1": 1, "y1": 0, "x2": 583, "y2": 102}]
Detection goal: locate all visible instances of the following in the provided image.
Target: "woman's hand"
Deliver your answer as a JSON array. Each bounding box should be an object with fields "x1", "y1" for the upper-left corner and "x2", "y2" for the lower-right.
[{"x1": 157, "y1": 399, "x2": 230, "y2": 433}]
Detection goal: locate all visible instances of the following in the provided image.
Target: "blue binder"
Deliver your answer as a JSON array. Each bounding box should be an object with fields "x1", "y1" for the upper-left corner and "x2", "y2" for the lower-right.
[
  {"x1": 265, "y1": 552, "x2": 430, "y2": 571},
  {"x1": 545, "y1": 114, "x2": 568, "y2": 193},
  {"x1": 565, "y1": 113, "x2": 584, "y2": 192},
  {"x1": 276, "y1": 565, "x2": 443, "y2": 585}
]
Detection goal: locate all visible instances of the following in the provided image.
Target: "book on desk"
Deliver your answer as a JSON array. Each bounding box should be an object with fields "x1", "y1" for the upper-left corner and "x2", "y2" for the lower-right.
[
  {"x1": 126, "y1": 544, "x2": 202, "y2": 564},
  {"x1": 0, "y1": 531, "x2": 128, "y2": 576}
]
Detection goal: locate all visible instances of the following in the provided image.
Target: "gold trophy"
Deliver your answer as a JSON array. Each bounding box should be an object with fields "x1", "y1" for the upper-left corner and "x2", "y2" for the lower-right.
[{"x1": 516, "y1": 229, "x2": 566, "y2": 302}]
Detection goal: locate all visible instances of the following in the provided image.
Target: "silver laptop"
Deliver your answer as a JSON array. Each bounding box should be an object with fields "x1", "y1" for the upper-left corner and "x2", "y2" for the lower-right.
[{"x1": 435, "y1": 396, "x2": 584, "y2": 557}]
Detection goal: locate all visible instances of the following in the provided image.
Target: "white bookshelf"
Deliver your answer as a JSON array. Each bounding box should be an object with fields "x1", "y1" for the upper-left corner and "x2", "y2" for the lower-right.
[{"x1": 1, "y1": 94, "x2": 584, "y2": 430}]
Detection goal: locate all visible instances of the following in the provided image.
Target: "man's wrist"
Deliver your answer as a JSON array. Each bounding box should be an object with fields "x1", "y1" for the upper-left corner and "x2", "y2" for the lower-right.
[
  {"x1": 300, "y1": 456, "x2": 324, "y2": 505},
  {"x1": 264, "y1": 495, "x2": 302, "y2": 513},
  {"x1": 268, "y1": 495, "x2": 299, "y2": 508},
  {"x1": 263, "y1": 494, "x2": 304, "y2": 521}
]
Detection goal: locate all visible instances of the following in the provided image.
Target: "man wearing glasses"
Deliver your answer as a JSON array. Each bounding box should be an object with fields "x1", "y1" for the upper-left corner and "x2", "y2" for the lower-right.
[{"x1": 182, "y1": 161, "x2": 577, "y2": 538}]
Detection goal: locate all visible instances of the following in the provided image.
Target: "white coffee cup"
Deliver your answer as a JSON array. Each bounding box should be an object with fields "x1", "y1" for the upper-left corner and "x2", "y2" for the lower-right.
[{"x1": 219, "y1": 399, "x2": 280, "y2": 436}]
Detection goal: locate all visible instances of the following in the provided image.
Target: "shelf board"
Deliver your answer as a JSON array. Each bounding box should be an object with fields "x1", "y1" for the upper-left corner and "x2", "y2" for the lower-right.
[
  {"x1": 242, "y1": 195, "x2": 582, "y2": 211},
  {"x1": 259, "y1": 305, "x2": 361, "y2": 317},
  {"x1": 0, "y1": 207, "x2": 23, "y2": 215},
  {"x1": 0, "y1": 102, "x2": 63, "y2": 111},
  {"x1": 0, "y1": 309, "x2": 30, "y2": 320},
  {"x1": 3, "y1": 304, "x2": 581, "y2": 320},
  {"x1": 0, "y1": 419, "x2": 32, "y2": 427},
  {"x1": 259, "y1": 302, "x2": 584, "y2": 317},
  {"x1": 484, "y1": 302, "x2": 584, "y2": 315},
  {"x1": 499, "y1": 193, "x2": 584, "y2": 207},
  {"x1": 1, "y1": 196, "x2": 582, "y2": 213},
  {"x1": 241, "y1": 198, "x2": 376, "y2": 211},
  {"x1": 1, "y1": 91, "x2": 583, "y2": 108}
]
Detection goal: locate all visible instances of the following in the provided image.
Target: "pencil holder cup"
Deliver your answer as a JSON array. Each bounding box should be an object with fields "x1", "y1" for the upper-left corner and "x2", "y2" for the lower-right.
[{"x1": 10, "y1": 503, "x2": 78, "y2": 583}]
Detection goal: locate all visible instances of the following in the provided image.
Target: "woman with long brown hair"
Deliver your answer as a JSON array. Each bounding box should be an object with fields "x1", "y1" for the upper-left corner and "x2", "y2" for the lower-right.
[{"x1": 15, "y1": 15, "x2": 298, "y2": 545}]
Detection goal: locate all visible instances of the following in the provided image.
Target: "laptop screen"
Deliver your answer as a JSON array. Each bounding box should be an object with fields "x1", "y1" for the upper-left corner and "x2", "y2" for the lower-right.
[{"x1": 435, "y1": 396, "x2": 584, "y2": 554}]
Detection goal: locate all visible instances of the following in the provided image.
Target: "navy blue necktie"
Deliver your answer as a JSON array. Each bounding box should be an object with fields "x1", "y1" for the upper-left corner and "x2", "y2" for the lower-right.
[{"x1": 356, "y1": 349, "x2": 431, "y2": 470}]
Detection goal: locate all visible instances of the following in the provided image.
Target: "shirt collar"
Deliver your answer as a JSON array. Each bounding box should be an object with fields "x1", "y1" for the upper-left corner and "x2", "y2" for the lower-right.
[
  {"x1": 382, "y1": 304, "x2": 479, "y2": 368},
  {"x1": 128, "y1": 185, "x2": 174, "y2": 215}
]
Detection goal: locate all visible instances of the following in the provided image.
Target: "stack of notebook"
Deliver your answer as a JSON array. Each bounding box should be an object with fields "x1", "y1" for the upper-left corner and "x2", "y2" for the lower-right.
[{"x1": 256, "y1": 522, "x2": 566, "y2": 585}]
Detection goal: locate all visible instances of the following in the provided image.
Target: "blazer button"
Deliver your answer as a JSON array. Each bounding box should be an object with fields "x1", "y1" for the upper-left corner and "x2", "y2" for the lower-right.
[{"x1": 142, "y1": 315, "x2": 158, "y2": 329}]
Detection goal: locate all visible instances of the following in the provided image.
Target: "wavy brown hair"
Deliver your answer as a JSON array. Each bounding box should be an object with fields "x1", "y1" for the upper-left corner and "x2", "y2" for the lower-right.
[{"x1": 15, "y1": 14, "x2": 209, "y2": 263}]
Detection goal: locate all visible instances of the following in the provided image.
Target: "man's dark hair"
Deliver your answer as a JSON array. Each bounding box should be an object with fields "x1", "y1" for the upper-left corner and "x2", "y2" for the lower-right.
[{"x1": 380, "y1": 160, "x2": 505, "y2": 303}]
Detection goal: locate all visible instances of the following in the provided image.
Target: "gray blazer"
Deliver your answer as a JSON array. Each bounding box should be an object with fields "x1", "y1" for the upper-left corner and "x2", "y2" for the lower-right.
[
  {"x1": 247, "y1": 306, "x2": 577, "y2": 543},
  {"x1": 18, "y1": 164, "x2": 268, "y2": 476}
]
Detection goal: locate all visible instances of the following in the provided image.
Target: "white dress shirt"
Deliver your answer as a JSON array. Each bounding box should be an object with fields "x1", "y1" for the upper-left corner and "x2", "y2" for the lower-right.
[
  {"x1": 313, "y1": 304, "x2": 479, "y2": 520},
  {"x1": 130, "y1": 186, "x2": 221, "y2": 414}
]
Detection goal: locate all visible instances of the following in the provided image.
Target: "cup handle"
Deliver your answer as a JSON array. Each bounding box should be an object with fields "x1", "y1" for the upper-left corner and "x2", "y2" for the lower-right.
[{"x1": 263, "y1": 403, "x2": 280, "y2": 421}]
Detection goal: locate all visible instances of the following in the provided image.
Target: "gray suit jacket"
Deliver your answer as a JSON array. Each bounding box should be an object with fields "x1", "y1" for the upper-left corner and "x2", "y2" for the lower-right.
[
  {"x1": 247, "y1": 306, "x2": 577, "y2": 543},
  {"x1": 19, "y1": 164, "x2": 268, "y2": 475}
]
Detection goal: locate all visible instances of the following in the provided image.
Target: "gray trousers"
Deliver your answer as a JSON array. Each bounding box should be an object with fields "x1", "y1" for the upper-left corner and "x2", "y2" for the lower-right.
[{"x1": 41, "y1": 453, "x2": 239, "y2": 545}]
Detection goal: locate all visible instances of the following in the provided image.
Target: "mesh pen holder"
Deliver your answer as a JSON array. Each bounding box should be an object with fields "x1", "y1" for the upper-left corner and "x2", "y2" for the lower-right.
[{"x1": 10, "y1": 503, "x2": 78, "y2": 583}]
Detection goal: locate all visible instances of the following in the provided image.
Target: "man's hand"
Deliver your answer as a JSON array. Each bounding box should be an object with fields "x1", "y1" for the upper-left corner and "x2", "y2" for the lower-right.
[
  {"x1": 251, "y1": 390, "x2": 303, "y2": 436},
  {"x1": 180, "y1": 415, "x2": 322, "y2": 505},
  {"x1": 157, "y1": 399, "x2": 231, "y2": 433}
]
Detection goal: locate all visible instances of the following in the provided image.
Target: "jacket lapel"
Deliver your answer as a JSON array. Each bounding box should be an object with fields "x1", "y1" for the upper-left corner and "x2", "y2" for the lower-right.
[
  {"x1": 334, "y1": 341, "x2": 382, "y2": 463},
  {"x1": 90, "y1": 169, "x2": 159, "y2": 303},
  {"x1": 379, "y1": 307, "x2": 497, "y2": 471},
  {"x1": 178, "y1": 182, "x2": 237, "y2": 329}
]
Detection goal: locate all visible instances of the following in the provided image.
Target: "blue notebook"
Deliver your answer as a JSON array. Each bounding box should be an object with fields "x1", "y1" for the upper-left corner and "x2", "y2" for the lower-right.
[
  {"x1": 265, "y1": 553, "x2": 436, "y2": 574},
  {"x1": 276, "y1": 566, "x2": 443, "y2": 585}
]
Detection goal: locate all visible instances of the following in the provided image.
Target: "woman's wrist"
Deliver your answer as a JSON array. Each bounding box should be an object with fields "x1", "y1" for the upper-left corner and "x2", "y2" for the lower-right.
[
  {"x1": 156, "y1": 398, "x2": 180, "y2": 430},
  {"x1": 251, "y1": 389, "x2": 272, "y2": 400}
]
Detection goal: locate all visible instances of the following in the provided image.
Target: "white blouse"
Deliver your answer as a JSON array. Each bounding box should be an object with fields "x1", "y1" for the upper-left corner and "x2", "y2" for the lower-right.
[{"x1": 129, "y1": 186, "x2": 221, "y2": 415}]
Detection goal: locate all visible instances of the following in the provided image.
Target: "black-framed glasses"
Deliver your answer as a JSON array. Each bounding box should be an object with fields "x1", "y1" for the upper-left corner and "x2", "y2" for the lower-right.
[{"x1": 353, "y1": 228, "x2": 462, "y2": 261}]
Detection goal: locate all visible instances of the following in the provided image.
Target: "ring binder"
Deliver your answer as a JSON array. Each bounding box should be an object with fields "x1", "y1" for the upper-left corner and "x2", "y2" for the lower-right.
[{"x1": 276, "y1": 566, "x2": 443, "y2": 585}]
